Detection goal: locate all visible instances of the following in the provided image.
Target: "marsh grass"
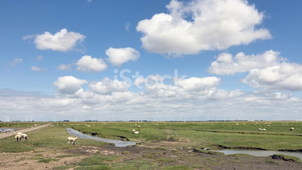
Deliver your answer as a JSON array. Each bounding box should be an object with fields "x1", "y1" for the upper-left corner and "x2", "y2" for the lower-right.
[
  {"x1": 1, "y1": 121, "x2": 302, "y2": 169},
  {"x1": 56, "y1": 154, "x2": 79, "y2": 158},
  {"x1": 63, "y1": 121, "x2": 302, "y2": 150},
  {"x1": 162, "y1": 165, "x2": 193, "y2": 170},
  {"x1": 77, "y1": 155, "x2": 118, "y2": 166},
  {"x1": 157, "y1": 158, "x2": 174, "y2": 163},
  {"x1": 0, "y1": 122, "x2": 48, "y2": 129},
  {"x1": 38, "y1": 158, "x2": 59, "y2": 163},
  {"x1": 0, "y1": 125, "x2": 108, "y2": 153}
]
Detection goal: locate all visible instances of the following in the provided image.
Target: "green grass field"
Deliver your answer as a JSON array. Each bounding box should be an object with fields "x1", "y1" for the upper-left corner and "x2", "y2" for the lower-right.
[
  {"x1": 0, "y1": 121, "x2": 302, "y2": 169},
  {"x1": 67, "y1": 121, "x2": 302, "y2": 150}
]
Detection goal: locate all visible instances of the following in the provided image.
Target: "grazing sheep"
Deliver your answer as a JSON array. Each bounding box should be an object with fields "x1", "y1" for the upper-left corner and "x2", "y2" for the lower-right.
[
  {"x1": 290, "y1": 127, "x2": 294, "y2": 131},
  {"x1": 132, "y1": 129, "x2": 139, "y2": 134},
  {"x1": 15, "y1": 132, "x2": 27, "y2": 142},
  {"x1": 5, "y1": 129, "x2": 10, "y2": 133},
  {"x1": 15, "y1": 134, "x2": 22, "y2": 142},
  {"x1": 138, "y1": 125, "x2": 141, "y2": 129},
  {"x1": 21, "y1": 134, "x2": 29, "y2": 141},
  {"x1": 67, "y1": 137, "x2": 78, "y2": 145},
  {"x1": 258, "y1": 128, "x2": 266, "y2": 131},
  {"x1": 266, "y1": 124, "x2": 270, "y2": 127}
]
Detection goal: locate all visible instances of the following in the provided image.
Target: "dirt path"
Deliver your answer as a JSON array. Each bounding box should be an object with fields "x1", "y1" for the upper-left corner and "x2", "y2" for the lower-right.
[{"x1": 0, "y1": 124, "x2": 50, "y2": 139}]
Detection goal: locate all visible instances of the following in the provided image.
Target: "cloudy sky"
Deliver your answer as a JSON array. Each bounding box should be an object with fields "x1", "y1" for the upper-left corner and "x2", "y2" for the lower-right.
[{"x1": 1, "y1": 0, "x2": 302, "y2": 121}]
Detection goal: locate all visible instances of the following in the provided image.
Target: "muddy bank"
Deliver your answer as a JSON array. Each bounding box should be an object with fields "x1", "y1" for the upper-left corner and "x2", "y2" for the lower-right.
[{"x1": 217, "y1": 144, "x2": 266, "y2": 150}]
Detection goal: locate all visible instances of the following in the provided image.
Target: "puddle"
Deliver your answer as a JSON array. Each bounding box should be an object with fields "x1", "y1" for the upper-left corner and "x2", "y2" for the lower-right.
[
  {"x1": 66, "y1": 128, "x2": 136, "y2": 147},
  {"x1": 215, "y1": 149, "x2": 302, "y2": 160},
  {"x1": 0, "y1": 129, "x2": 15, "y2": 132}
]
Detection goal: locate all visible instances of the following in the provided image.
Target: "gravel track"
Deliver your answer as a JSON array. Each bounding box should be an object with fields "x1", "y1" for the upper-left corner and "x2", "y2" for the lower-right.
[{"x1": 0, "y1": 124, "x2": 50, "y2": 139}]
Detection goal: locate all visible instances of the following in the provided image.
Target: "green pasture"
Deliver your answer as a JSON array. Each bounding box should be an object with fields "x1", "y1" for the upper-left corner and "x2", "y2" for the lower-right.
[
  {"x1": 65, "y1": 121, "x2": 302, "y2": 150},
  {"x1": 1, "y1": 121, "x2": 302, "y2": 151},
  {"x1": 1, "y1": 121, "x2": 302, "y2": 169}
]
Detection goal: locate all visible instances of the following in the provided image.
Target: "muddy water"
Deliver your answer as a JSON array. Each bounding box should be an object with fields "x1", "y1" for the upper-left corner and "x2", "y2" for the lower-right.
[
  {"x1": 215, "y1": 149, "x2": 302, "y2": 160},
  {"x1": 66, "y1": 128, "x2": 136, "y2": 147},
  {"x1": 0, "y1": 129, "x2": 15, "y2": 132}
]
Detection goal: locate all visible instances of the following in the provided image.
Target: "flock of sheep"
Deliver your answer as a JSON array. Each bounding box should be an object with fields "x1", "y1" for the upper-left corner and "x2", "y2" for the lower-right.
[{"x1": 256, "y1": 123, "x2": 295, "y2": 132}]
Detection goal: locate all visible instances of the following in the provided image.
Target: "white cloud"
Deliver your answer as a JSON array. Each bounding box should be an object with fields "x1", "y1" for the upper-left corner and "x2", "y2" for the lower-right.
[
  {"x1": 106, "y1": 47, "x2": 140, "y2": 66},
  {"x1": 125, "y1": 22, "x2": 131, "y2": 30},
  {"x1": 89, "y1": 77, "x2": 130, "y2": 95},
  {"x1": 10, "y1": 58, "x2": 22, "y2": 66},
  {"x1": 37, "y1": 56, "x2": 43, "y2": 61},
  {"x1": 28, "y1": 28, "x2": 85, "y2": 52},
  {"x1": 54, "y1": 76, "x2": 87, "y2": 94},
  {"x1": 209, "y1": 50, "x2": 302, "y2": 91},
  {"x1": 176, "y1": 77, "x2": 220, "y2": 91},
  {"x1": 87, "y1": 0, "x2": 92, "y2": 2},
  {"x1": 31, "y1": 66, "x2": 41, "y2": 71},
  {"x1": 76, "y1": 55, "x2": 107, "y2": 72},
  {"x1": 208, "y1": 50, "x2": 284, "y2": 75},
  {"x1": 242, "y1": 63, "x2": 302, "y2": 91},
  {"x1": 2, "y1": 74, "x2": 302, "y2": 121},
  {"x1": 22, "y1": 34, "x2": 37, "y2": 40},
  {"x1": 136, "y1": 0, "x2": 271, "y2": 55},
  {"x1": 56, "y1": 64, "x2": 72, "y2": 71}
]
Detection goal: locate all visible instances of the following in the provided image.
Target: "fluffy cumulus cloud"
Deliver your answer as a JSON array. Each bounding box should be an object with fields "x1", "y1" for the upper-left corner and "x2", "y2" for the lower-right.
[
  {"x1": 89, "y1": 77, "x2": 130, "y2": 95},
  {"x1": 209, "y1": 50, "x2": 302, "y2": 91},
  {"x1": 136, "y1": 0, "x2": 271, "y2": 55},
  {"x1": 105, "y1": 47, "x2": 140, "y2": 66},
  {"x1": 54, "y1": 76, "x2": 87, "y2": 94},
  {"x1": 2, "y1": 74, "x2": 302, "y2": 121},
  {"x1": 208, "y1": 50, "x2": 284, "y2": 75},
  {"x1": 25, "y1": 28, "x2": 86, "y2": 52},
  {"x1": 76, "y1": 55, "x2": 107, "y2": 72},
  {"x1": 242, "y1": 62, "x2": 302, "y2": 91}
]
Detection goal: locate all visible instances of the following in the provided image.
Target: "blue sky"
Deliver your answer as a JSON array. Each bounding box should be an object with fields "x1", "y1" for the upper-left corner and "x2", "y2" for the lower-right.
[{"x1": 1, "y1": 0, "x2": 302, "y2": 121}]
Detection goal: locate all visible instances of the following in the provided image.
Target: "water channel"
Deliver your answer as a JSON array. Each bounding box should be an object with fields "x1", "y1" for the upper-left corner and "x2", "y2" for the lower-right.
[
  {"x1": 66, "y1": 128, "x2": 136, "y2": 147},
  {"x1": 215, "y1": 149, "x2": 302, "y2": 160}
]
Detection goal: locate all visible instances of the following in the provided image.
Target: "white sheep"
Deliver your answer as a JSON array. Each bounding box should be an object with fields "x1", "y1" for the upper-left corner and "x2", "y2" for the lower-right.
[
  {"x1": 290, "y1": 127, "x2": 294, "y2": 131},
  {"x1": 258, "y1": 128, "x2": 266, "y2": 131},
  {"x1": 138, "y1": 125, "x2": 141, "y2": 129},
  {"x1": 5, "y1": 129, "x2": 10, "y2": 133},
  {"x1": 132, "y1": 129, "x2": 139, "y2": 134},
  {"x1": 15, "y1": 134, "x2": 22, "y2": 142},
  {"x1": 67, "y1": 137, "x2": 78, "y2": 145},
  {"x1": 21, "y1": 134, "x2": 29, "y2": 141}
]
